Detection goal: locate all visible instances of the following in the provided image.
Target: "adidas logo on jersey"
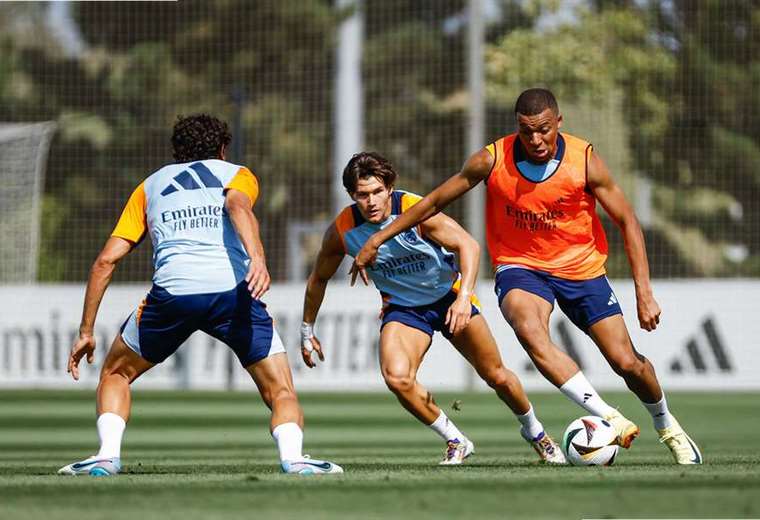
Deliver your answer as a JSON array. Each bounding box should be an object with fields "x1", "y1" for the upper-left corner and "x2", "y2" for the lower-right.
[
  {"x1": 668, "y1": 316, "x2": 732, "y2": 374},
  {"x1": 160, "y1": 162, "x2": 223, "y2": 196},
  {"x1": 607, "y1": 293, "x2": 618, "y2": 306}
]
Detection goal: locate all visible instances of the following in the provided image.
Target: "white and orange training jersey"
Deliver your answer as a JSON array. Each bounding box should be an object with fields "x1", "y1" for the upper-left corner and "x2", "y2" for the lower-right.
[{"x1": 111, "y1": 159, "x2": 259, "y2": 295}]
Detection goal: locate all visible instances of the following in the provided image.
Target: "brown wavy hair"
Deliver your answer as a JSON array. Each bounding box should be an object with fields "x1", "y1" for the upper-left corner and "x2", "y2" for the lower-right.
[
  {"x1": 342, "y1": 151, "x2": 398, "y2": 194},
  {"x1": 171, "y1": 114, "x2": 232, "y2": 163}
]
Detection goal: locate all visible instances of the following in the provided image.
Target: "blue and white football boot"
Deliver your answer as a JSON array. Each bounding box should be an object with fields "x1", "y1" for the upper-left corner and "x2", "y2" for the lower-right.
[
  {"x1": 281, "y1": 455, "x2": 344, "y2": 475},
  {"x1": 58, "y1": 455, "x2": 122, "y2": 476},
  {"x1": 439, "y1": 437, "x2": 475, "y2": 465},
  {"x1": 521, "y1": 429, "x2": 567, "y2": 464}
]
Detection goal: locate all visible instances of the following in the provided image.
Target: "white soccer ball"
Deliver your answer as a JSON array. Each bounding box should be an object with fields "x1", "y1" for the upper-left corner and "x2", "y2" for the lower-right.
[{"x1": 562, "y1": 416, "x2": 619, "y2": 466}]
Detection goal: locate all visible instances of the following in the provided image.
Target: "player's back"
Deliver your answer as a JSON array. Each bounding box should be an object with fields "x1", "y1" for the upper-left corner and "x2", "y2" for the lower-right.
[{"x1": 113, "y1": 159, "x2": 259, "y2": 295}]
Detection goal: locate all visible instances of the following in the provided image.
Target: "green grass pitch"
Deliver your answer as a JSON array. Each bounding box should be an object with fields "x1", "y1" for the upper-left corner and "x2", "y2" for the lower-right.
[{"x1": 0, "y1": 390, "x2": 758, "y2": 519}]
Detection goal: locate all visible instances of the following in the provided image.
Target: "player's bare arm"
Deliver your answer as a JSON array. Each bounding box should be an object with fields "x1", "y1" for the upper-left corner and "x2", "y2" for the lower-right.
[
  {"x1": 68, "y1": 236, "x2": 134, "y2": 381},
  {"x1": 300, "y1": 223, "x2": 345, "y2": 368},
  {"x1": 419, "y1": 213, "x2": 481, "y2": 336},
  {"x1": 226, "y1": 188, "x2": 270, "y2": 299},
  {"x1": 587, "y1": 151, "x2": 661, "y2": 331},
  {"x1": 350, "y1": 148, "x2": 494, "y2": 286}
]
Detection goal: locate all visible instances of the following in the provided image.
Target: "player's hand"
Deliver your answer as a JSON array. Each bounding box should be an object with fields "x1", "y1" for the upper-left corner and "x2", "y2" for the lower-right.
[
  {"x1": 300, "y1": 322, "x2": 325, "y2": 368},
  {"x1": 67, "y1": 333, "x2": 96, "y2": 381},
  {"x1": 246, "y1": 254, "x2": 270, "y2": 299},
  {"x1": 636, "y1": 290, "x2": 661, "y2": 331},
  {"x1": 350, "y1": 236, "x2": 379, "y2": 286},
  {"x1": 445, "y1": 294, "x2": 473, "y2": 336}
]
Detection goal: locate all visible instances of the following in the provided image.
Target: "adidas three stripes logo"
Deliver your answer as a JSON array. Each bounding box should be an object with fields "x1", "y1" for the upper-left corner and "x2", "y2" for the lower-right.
[{"x1": 160, "y1": 162, "x2": 223, "y2": 196}]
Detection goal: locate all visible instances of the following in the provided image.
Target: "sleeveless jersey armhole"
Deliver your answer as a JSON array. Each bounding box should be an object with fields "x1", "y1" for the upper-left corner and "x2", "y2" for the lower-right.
[
  {"x1": 484, "y1": 142, "x2": 497, "y2": 185},
  {"x1": 584, "y1": 143, "x2": 594, "y2": 194},
  {"x1": 334, "y1": 207, "x2": 355, "y2": 254}
]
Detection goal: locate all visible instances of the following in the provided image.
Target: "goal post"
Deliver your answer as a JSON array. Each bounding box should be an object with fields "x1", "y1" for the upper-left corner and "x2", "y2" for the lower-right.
[{"x1": 0, "y1": 122, "x2": 56, "y2": 283}]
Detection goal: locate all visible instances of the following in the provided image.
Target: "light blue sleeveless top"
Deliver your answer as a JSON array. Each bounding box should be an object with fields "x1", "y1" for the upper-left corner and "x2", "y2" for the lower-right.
[{"x1": 338, "y1": 191, "x2": 458, "y2": 307}]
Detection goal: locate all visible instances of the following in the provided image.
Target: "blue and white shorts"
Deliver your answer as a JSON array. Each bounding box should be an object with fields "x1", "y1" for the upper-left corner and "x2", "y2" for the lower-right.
[
  {"x1": 121, "y1": 282, "x2": 285, "y2": 367},
  {"x1": 494, "y1": 266, "x2": 622, "y2": 333}
]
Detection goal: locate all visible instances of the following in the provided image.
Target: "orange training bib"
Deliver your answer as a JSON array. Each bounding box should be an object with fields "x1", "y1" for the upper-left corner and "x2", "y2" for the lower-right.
[{"x1": 484, "y1": 132, "x2": 608, "y2": 280}]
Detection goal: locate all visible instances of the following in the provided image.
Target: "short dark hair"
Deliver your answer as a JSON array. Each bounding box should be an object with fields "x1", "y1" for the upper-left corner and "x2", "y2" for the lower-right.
[
  {"x1": 342, "y1": 151, "x2": 398, "y2": 194},
  {"x1": 171, "y1": 114, "x2": 232, "y2": 163},
  {"x1": 514, "y1": 88, "x2": 559, "y2": 116}
]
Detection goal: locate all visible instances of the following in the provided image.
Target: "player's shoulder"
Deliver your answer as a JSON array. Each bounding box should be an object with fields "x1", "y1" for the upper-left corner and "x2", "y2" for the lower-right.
[
  {"x1": 395, "y1": 190, "x2": 422, "y2": 213},
  {"x1": 143, "y1": 160, "x2": 254, "y2": 194},
  {"x1": 559, "y1": 132, "x2": 592, "y2": 151}
]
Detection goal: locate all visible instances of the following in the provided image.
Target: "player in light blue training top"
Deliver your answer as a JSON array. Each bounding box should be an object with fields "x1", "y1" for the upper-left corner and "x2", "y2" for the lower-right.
[
  {"x1": 301, "y1": 151, "x2": 565, "y2": 465},
  {"x1": 60, "y1": 114, "x2": 342, "y2": 476}
]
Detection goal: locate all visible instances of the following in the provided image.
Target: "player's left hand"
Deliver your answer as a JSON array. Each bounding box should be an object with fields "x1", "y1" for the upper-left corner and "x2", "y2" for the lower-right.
[
  {"x1": 246, "y1": 254, "x2": 270, "y2": 299},
  {"x1": 445, "y1": 294, "x2": 472, "y2": 336},
  {"x1": 636, "y1": 290, "x2": 661, "y2": 331},
  {"x1": 67, "y1": 333, "x2": 96, "y2": 381}
]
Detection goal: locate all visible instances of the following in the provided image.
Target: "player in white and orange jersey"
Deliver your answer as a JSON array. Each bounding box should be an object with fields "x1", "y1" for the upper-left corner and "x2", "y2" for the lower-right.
[
  {"x1": 59, "y1": 114, "x2": 342, "y2": 476},
  {"x1": 301, "y1": 152, "x2": 565, "y2": 465},
  {"x1": 350, "y1": 89, "x2": 701, "y2": 465}
]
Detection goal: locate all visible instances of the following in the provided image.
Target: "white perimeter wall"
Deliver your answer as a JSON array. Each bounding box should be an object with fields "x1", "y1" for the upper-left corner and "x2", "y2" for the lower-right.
[{"x1": 0, "y1": 280, "x2": 756, "y2": 391}]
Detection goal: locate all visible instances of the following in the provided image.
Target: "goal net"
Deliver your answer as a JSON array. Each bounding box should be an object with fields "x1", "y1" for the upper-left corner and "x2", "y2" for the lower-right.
[{"x1": 0, "y1": 122, "x2": 56, "y2": 283}]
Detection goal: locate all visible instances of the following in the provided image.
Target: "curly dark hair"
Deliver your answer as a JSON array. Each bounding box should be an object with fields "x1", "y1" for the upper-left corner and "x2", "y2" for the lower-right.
[
  {"x1": 342, "y1": 151, "x2": 398, "y2": 194},
  {"x1": 171, "y1": 114, "x2": 232, "y2": 163}
]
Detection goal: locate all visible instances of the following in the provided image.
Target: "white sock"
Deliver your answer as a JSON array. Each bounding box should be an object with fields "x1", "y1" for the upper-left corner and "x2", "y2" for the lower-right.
[
  {"x1": 272, "y1": 422, "x2": 303, "y2": 463},
  {"x1": 95, "y1": 412, "x2": 126, "y2": 459},
  {"x1": 428, "y1": 410, "x2": 466, "y2": 442},
  {"x1": 559, "y1": 371, "x2": 616, "y2": 417},
  {"x1": 642, "y1": 395, "x2": 673, "y2": 430},
  {"x1": 516, "y1": 405, "x2": 544, "y2": 440}
]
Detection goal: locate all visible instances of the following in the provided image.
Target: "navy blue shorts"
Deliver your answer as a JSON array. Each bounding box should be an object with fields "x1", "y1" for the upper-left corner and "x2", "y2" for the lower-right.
[
  {"x1": 494, "y1": 267, "x2": 622, "y2": 332},
  {"x1": 381, "y1": 290, "x2": 481, "y2": 340},
  {"x1": 121, "y1": 283, "x2": 285, "y2": 367}
]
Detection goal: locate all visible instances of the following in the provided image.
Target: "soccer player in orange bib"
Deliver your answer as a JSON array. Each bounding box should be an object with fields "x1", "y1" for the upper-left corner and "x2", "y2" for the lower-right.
[
  {"x1": 301, "y1": 152, "x2": 565, "y2": 465},
  {"x1": 60, "y1": 114, "x2": 342, "y2": 476},
  {"x1": 351, "y1": 89, "x2": 702, "y2": 465}
]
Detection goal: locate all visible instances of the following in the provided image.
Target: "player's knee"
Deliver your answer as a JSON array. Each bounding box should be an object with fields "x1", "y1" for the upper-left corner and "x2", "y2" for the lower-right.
[
  {"x1": 482, "y1": 366, "x2": 513, "y2": 392},
  {"x1": 382, "y1": 369, "x2": 415, "y2": 394},
  {"x1": 511, "y1": 319, "x2": 548, "y2": 349}
]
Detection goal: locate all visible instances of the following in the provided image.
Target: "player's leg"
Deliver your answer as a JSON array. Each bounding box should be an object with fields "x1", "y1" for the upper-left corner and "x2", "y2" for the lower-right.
[
  {"x1": 379, "y1": 321, "x2": 472, "y2": 465},
  {"x1": 217, "y1": 284, "x2": 341, "y2": 474},
  {"x1": 58, "y1": 332, "x2": 154, "y2": 476},
  {"x1": 588, "y1": 315, "x2": 702, "y2": 464},
  {"x1": 244, "y1": 352, "x2": 303, "y2": 457},
  {"x1": 500, "y1": 289, "x2": 618, "y2": 419},
  {"x1": 448, "y1": 314, "x2": 565, "y2": 463},
  {"x1": 242, "y1": 350, "x2": 342, "y2": 474}
]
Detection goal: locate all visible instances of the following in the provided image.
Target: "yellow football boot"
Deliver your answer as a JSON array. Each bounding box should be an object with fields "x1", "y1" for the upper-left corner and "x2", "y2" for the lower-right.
[
  {"x1": 603, "y1": 410, "x2": 640, "y2": 449},
  {"x1": 658, "y1": 416, "x2": 703, "y2": 465}
]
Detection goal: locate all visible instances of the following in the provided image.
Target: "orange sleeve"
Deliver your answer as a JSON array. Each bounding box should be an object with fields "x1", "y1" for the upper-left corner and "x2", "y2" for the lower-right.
[
  {"x1": 333, "y1": 207, "x2": 355, "y2": 253},
  {"x1": 225, "y1": 167, "x2": 260, "y2": 206},
  {"x1": 401, "y1": 192, "x2": 423, "y2": 212},
  {"x1": 111, "y1": 182, "x2": 147, "y2": 243}
]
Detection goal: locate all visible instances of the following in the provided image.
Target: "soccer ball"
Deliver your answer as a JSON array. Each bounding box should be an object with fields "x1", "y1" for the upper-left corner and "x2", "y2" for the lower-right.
[{"x1": 562, "y1": 416, "x2": 619, "y2": 466}]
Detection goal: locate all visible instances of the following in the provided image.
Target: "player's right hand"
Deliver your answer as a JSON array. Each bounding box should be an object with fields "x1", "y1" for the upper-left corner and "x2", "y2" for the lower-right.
[
  {"x1": 67, "y1": 333, "x2": 96, "y2": 381},
  {"x1": 246, "y1": 254, "x2": 271, "y2": 299},
  {"x1": 301, "y1": 335, "x2": 325, "y2": 368},
  {"x1": 350, "y1": 236, "x2": 379, "y2": 286}
]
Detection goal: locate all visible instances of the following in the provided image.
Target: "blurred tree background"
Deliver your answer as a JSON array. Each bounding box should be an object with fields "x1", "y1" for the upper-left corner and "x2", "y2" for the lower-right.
[{"x1": 0, "y1": 0, "x2": 757, "y2": 281}]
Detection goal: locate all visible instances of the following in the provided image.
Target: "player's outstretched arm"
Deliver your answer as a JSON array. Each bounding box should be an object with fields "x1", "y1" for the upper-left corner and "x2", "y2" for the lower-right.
[
  {"x1": 301, "y1": 224, "x2": 346, "y2": 368},
  {"x1": 588, "y1": 151, "x2": 661, "y2": 331},
  {"x1": 350, "y1": 148, "x2": 494, "y2": 286},
  {"x1": 68, "y1": 236, "x2": 133, "y2": 381},
  {"x1": 226, "y1": 188, "x2": 270, "y2": 299},
  {"x1": 420, "y1": 213, "x2": 481, "y2": 336}
]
